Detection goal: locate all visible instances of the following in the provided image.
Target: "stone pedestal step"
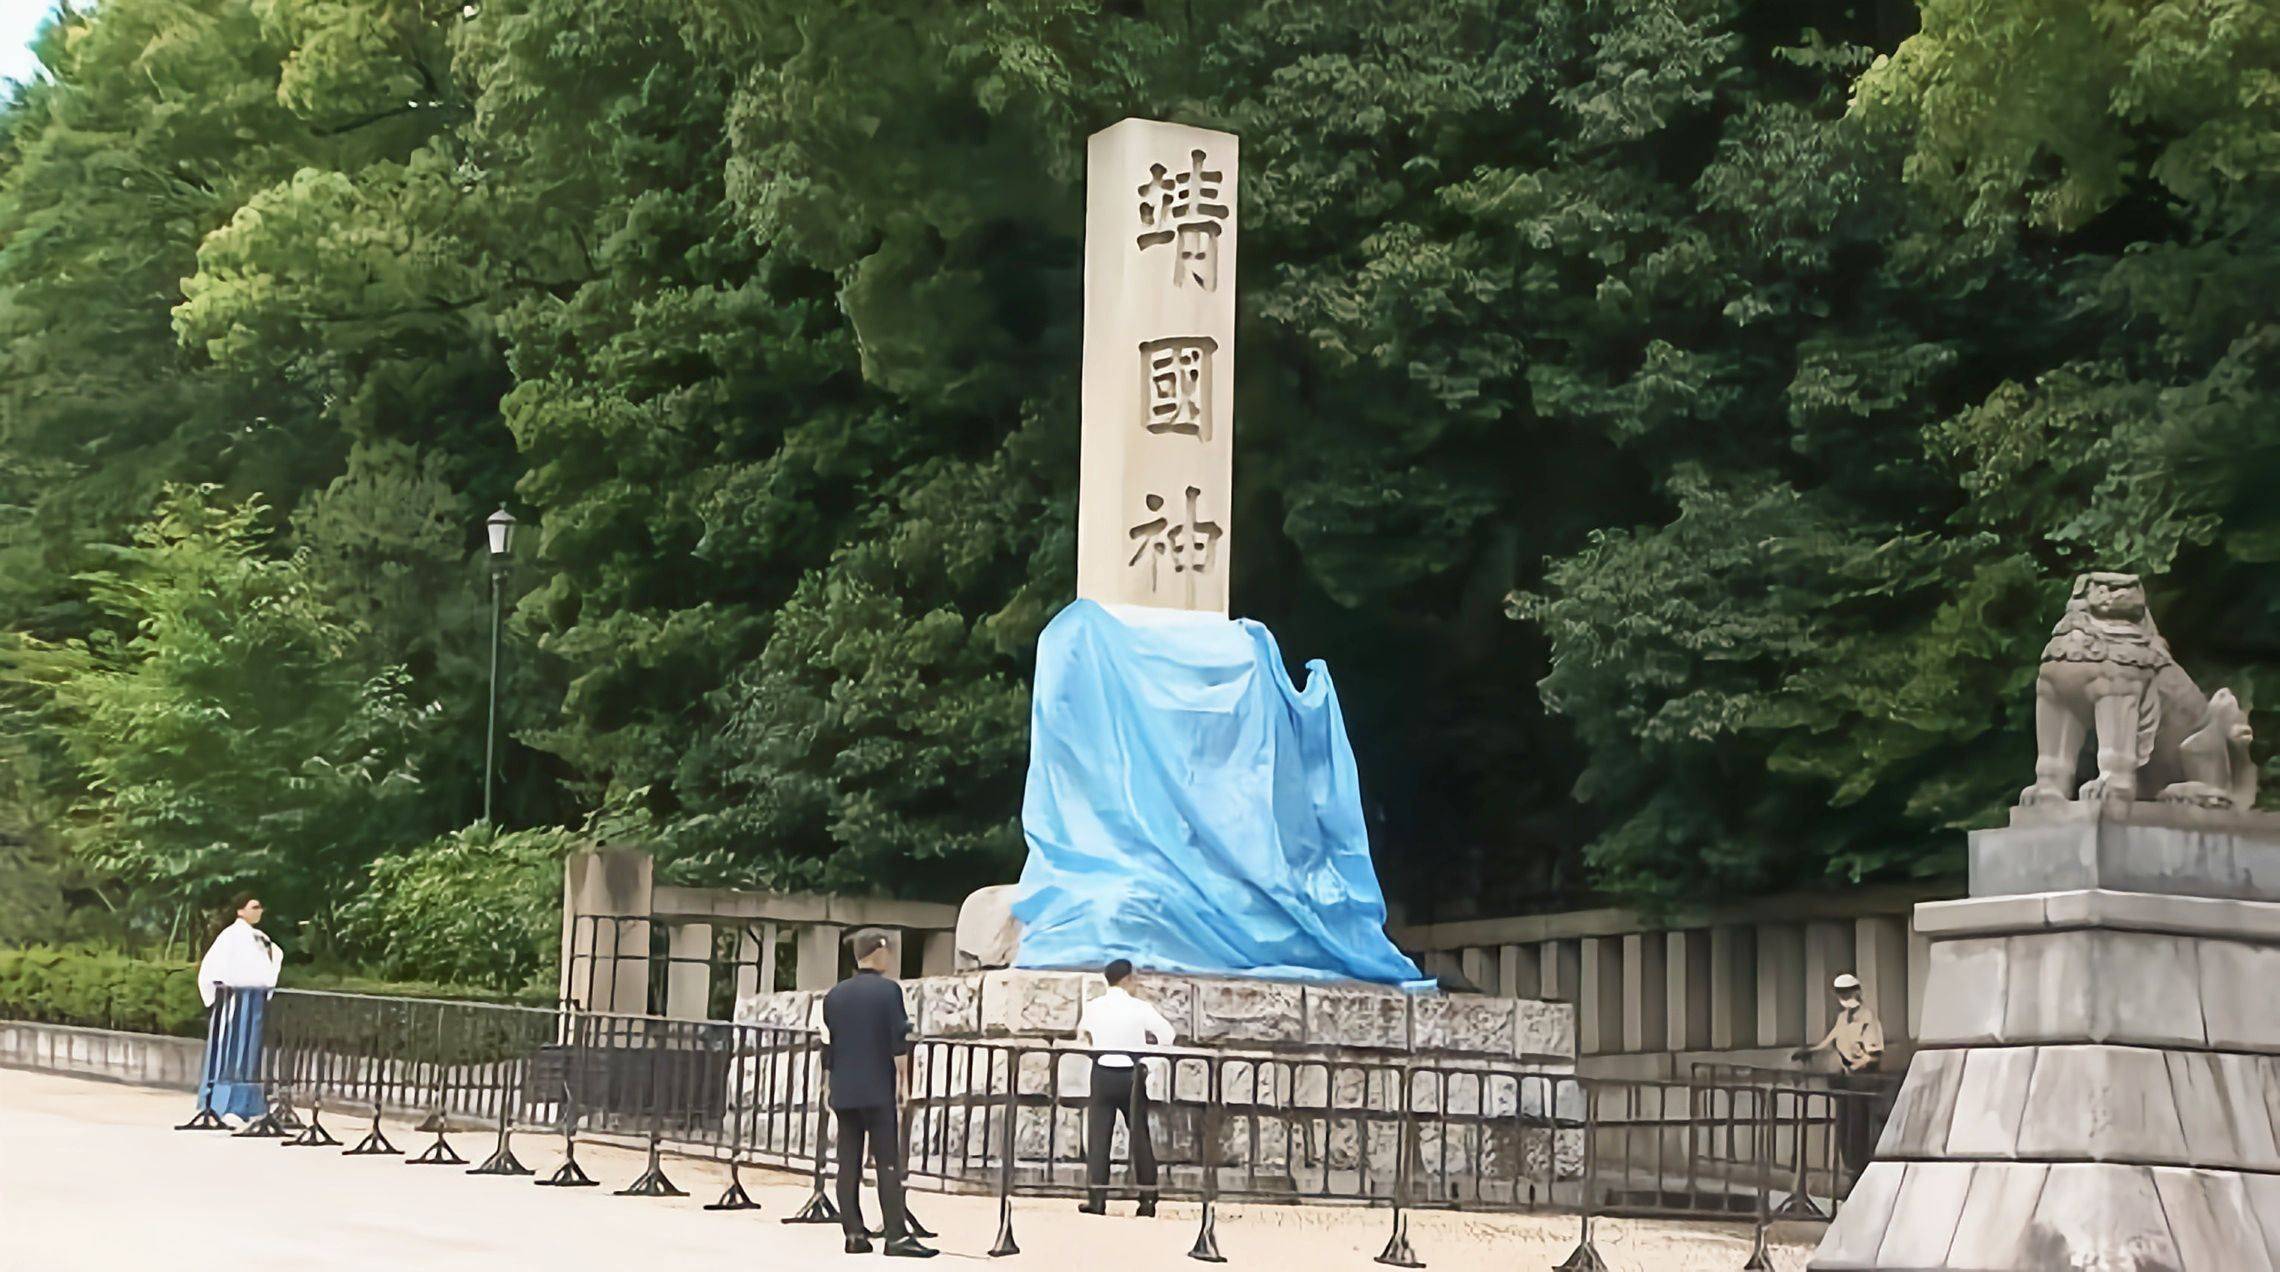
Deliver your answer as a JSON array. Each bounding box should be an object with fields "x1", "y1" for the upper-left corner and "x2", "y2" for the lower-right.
[
  {"x1": 1813, "y1": 1160, "x2": 2280, "y2": 1271},
  {"x1": 1876, "y1": 1043, "x2": 2280, "y2": 1171}
]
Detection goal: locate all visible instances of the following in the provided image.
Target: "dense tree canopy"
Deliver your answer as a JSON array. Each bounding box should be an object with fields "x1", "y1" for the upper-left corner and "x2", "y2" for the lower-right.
[{"x1": 0, "y1": 0, "x2": 2272, "y2": 951}]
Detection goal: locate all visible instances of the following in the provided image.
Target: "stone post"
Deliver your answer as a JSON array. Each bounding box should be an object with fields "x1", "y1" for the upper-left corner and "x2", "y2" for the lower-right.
[
  {"x1": 1666, "y1": 929, "x2": 1714, "y2": 1052},
  {"x1": 1710, "y1": 924, "x2": 1757, "y2": 1051},
  {"x1": 663, "y1": 921, "x2": 712, "y2": 1021},
  {"x1": 732, "y1": 924, "x2": 765, "y2": 1001},
  {"x1": 795, "y1": 923, "x2": 846, "y2": 992},
  {"x1": 559, "y1": 850, "x2": 653, "y2": 1013},
  {"x1": 920, "y1": 930, "x2": 958, "y2": 978},
  {"x1": 1500, "y1": 943, "x2": 1541, "y2": 1002},
  {"x1": 1544, "y1": 939, "x2": 1582, "y2": 1002},
  {"x1": 1852, "y1": 914, "x2": 1910, "y2": 1047},
  {"x1": 1580, "y1": 936, "x2": 1625, "y2": 1055},
  {"x1": 1460, "y1": 946, "x2": 1495, "y2": 993},
  {"x1": 1621, "y1": 932, "x2": 1668, "y2": 1053},
  {"x1": 1803, "y1": 920, "x2": 1857, "y2": 1043},
  {"x1": 1755, "y1": 923, "x2": 1805, "y2": 1048}
]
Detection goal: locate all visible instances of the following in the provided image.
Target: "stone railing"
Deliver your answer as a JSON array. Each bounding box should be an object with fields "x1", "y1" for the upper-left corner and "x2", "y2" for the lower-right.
[
  {"x1": 1391, "y1": 883, "x2": 1949, "y2": 1074},
  {"x1": 559, "y1": 851, "x2": 959, "y2": 1019}
]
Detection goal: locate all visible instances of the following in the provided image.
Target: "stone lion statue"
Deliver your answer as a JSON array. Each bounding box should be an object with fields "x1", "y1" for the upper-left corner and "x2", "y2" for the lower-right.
[{"x1": 2019, "y1": 572, "x2": 2257, "y2": 810}]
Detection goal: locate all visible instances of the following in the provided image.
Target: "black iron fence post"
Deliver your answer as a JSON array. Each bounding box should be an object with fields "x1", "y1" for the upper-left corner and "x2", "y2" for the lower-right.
[
  {"x1": 783, "y1": 1037, "x2": 840, "y2": 1224},
  {"x1": 616, "y1": 1016, "x2": 685, "y2": 1197},
  {"x1": 705, "y1": 1022, "x2": 762, "y2": 1211},
  {"x1": 537, "y1": 1011, "x2": 598, "y2": 1187},
  {"x1": 1375, "y1": 1061, "x2": 1424, "y2": 1268},
  {"x1": 176, "y1": 987, "x2": 234, "y2": 1131},
  {"x1": 345, "y1": 997, "x2": 400, "y2": 1157},
  {"x1": 1741, "y1": 1087, "x2": 1776, "y2": 1271},
  {"x1": 1553, "y1": 1076, "x2": 1607, "y2": 1272},
  {"x1": 1771, "y1": 1084, "x2": 1827, "y2": 1221},
  {"x1": 1187, "y1": 1056, "x2": 1225, "y2": 1263},
  {"x1": 989, "y1": 1044, "x2": 1021, "y2": 1258},
  {"x1": 410, "y1": 1002, "x2": 467, "y2": 1166}
]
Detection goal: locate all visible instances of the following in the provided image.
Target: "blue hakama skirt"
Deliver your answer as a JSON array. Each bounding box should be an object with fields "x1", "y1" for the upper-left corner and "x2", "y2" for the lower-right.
[{"x1": 193, "y1": 989, "x2": 269, "y2": 1121}]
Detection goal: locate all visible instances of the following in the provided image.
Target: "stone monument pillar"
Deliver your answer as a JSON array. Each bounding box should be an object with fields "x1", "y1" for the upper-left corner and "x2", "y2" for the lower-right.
[
  {"x1": 1812, "y1": 576, "x2": 2280, "y2": 1270},
  {"x1": 960, "y1": 117, "x2": 1243, "y2": 963},
  {"x1": 1076, "y1": 118, "x2": 1237, "y2": 616}
]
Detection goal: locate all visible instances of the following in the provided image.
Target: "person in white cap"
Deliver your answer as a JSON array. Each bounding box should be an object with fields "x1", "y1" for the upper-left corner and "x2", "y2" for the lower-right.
[{"x1": 1792, "y1": 972, "x2": 1886, "y2": 1174}]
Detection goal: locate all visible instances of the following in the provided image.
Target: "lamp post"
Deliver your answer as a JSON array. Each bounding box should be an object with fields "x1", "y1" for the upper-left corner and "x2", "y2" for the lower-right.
[{"x1": 483, "y1": 508, "x2": 516, "y2": 826}]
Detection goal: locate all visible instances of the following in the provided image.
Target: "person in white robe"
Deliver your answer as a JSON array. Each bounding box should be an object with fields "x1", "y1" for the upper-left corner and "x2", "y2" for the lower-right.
[{"x1": 191, "y1": 896, "x2": 283, "y2": 1122}]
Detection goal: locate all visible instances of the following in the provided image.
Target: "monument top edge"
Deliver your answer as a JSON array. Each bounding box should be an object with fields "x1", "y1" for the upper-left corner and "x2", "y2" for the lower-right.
[
  {"x1": 1090, "y1": 116, "x2": 1238, "y2": 144},
  {"x1": 1997, "y1": 800, "x2": 2280, "y2": 837}
]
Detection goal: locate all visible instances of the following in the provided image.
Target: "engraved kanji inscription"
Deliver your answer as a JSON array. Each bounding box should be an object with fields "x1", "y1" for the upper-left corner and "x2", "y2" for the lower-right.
[
  {"x1": 1127, "y1": 486, "x2": 1224, "y2": 593},
  {"x1": 1136, "y1": 149, "x2": 1228, "y2": 290},
  {"x1": 1139, "y1": 336, "x2": 1217, "y2": 440}
]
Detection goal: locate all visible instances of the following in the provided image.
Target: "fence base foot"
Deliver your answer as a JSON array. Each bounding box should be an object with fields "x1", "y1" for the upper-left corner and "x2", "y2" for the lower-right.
[
  {"x1": 344, "y1": 1123, "x2": 400, "y2": 1157},
  {"x1": 704, "y1": 1168, "x2": 760, "y2": 1212},
  {"x1": 1771, "y1": 1192, "x2": 1829, "y2": 1222},
  {"x1": 284, "y1": 1111, "x2": 339, "y2": 1148},
  {"x1": 1187, "y1": 1201, "x2": 1226, "y2": 1263},
  {"x1": 1553, "y1": 1241, "x2": 1609, "y2": 1272},
  {"x1": 175, "y1": 1108, "x2": 230, "y2": 1131},
  {"x1": 780, "y1": 1185, "x2": 840, "y2": 1224},
  {"x1": 409, "y1": 1132, "x2": 466, "y2": 1166},
  {"x1": 615, "y1": 1166, "x2": 686, "y2": 1197},
  {"x1": 271, "y1": 1103, "x2": 304, "y2": 1131},
  {"x1": 1374, "y1": 1211, "x2": 1424, "y2": 1268},
  {"x1": 536, "y1": 1155, "x2": 598, "y2": 1188},
  {"x1": 468, "y1": 1141, "x2": 532, "y2": 1177},
  {"x1": 988, "y1": 1198, "x2": 1019, "y2": 1258},
  {"x1": 233, "y1": 1110, "x2": 288, "y2": 1139},
  {"x1": 1740, "y1": 1225, "x2": 1777, "y2": 1271}
]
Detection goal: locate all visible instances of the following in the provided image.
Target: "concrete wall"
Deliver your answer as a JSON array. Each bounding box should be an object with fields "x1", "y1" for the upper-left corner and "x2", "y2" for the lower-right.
[{"x1": 0, "y1": 1020, "x2": 204, "y2": 1090}]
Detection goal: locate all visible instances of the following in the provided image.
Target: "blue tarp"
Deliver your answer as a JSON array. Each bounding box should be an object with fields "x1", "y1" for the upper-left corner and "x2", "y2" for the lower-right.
[{"x1": 1011, "y1": 600, "x2": 1429, "y2": 988}]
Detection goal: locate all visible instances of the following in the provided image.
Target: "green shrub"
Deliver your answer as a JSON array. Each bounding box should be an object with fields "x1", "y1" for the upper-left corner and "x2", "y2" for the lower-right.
[
  {"x1": 0, "y1": 946, "x2": 548, "y2": 1036},
  {"x1": 335, "y1": 824, "x2": 574, "y2": 993}
]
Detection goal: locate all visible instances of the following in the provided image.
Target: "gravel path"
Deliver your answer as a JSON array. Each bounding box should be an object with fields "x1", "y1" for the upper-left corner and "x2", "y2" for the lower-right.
[{"x1": 0, "y1": 1068, "x2": 1819, "y2": 1271}]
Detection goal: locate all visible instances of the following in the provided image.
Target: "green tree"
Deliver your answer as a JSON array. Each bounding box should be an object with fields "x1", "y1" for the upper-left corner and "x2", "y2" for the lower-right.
[
  {"x1": 12, "y1": 488, "x2": 429, "y2": 924},
  {"x1": 1853, "y1": 0, "x2": 2280, "y2": 709}
]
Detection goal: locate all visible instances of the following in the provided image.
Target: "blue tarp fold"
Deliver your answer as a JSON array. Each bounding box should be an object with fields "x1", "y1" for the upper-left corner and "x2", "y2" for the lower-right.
[{"x1": 1012, "y1": 600, "x2": 1428, "y2": 988}]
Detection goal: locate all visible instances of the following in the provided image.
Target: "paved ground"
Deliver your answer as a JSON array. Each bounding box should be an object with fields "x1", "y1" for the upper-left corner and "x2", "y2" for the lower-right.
[{"x1": 0, "y1": 1068, "x2": 1820, "y2": 1270}]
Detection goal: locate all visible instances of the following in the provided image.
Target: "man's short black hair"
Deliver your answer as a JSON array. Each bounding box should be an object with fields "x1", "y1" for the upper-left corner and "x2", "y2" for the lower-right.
[
  {"x1": 847, "y1": 928, "x2": 893, "y2": 961},
  {"x1": 1104, "y1": 958, "x2": 1134, "y2": 985}
]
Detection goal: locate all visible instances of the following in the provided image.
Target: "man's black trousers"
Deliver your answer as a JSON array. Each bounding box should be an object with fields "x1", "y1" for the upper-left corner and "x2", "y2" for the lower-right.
[
  {"x1": 1084, "y1": 1064, "x2": 1158, "y2": 1205},
  {"x1": 833, "y1": 1103, "x2": 908, "y2": 1240}
]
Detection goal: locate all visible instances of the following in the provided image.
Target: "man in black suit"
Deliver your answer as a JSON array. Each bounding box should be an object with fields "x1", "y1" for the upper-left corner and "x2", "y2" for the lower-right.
[{"x1": 822, "y1": 928, "x2": 936, "y2": 1258}]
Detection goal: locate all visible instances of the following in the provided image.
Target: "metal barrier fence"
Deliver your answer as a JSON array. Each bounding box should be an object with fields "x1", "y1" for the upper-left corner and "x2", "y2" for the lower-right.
[{"x1": 171, "y1": 986, "x2": 1883, "y2": 1268}]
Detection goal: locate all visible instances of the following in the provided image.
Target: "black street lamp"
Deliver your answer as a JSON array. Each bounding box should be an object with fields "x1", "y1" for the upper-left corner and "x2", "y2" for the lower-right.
[{"x1": 483, "y1": 508, "x2": 516, "y2": 825}]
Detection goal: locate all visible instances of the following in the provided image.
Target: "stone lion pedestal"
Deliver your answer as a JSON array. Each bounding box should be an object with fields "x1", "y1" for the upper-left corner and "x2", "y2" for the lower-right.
[{"x1": 1810, "y1": 803, "x2": 2280, "y2": 1269}]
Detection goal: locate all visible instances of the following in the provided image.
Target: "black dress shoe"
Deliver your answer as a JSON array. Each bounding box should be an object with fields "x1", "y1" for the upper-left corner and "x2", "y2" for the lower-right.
[
  {"x1": 843, "y1": 1235, "x2": 872, "y2": 1255},
  {"x1": 1136, "y1": 1199, "x2": 1158, "y2": 1218},
  {"x1": 1077, "y1": 1201, "x2": 1107, "y2": 1215},
  {"x1": 882, "y1": 1236, "x2": 939, "y2": 1258}
]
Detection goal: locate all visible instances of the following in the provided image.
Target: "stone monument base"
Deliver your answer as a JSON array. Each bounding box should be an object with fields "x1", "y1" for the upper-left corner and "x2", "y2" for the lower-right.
[
  {"x1": 734, "y1": 968, "x2": 1582, "y2": 1195},
  {"x1": 736, "y1": 967, "x2": 1575, "y2": 1064},
  {"x1": 1810, "y1": 814, "x2": 2280, "y2": 1270}
]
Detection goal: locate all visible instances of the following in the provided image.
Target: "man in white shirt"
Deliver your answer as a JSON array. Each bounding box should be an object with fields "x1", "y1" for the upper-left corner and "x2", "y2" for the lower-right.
[{"x1": 1074, "y1": 959, "x2": 1176, "y2": 1216}]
